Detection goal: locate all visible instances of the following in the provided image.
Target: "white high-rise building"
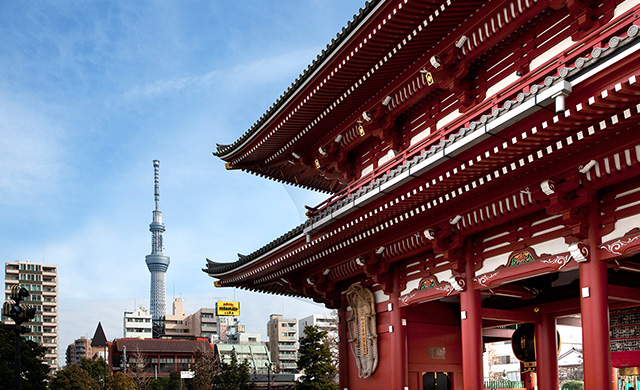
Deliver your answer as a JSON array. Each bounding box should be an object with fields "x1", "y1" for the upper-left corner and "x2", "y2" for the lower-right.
[
  {"x1": 3, "y1": 260, "x2": 59, "y2": 371},
  {"x1": 298, "y1": 314, "x2": 338, "y2": 338},
  {"x1": 145, "y1": 160, "x2": 170, "y2": 337},
  {"x1": 124, "y1": 306, "x2": 153, "y2": 339}
]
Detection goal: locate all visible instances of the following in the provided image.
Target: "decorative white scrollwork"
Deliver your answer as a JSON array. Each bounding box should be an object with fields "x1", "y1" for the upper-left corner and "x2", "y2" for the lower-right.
[
  {"x1": 601, "y1": 235, "x2": 640, "y2": 256},
  {"x1": 568, "y1": 242, "x2": 589, "y2": 263},
  {"x1": 540, "y1": 180, "x2": 556, "y2": 196},
  {"x1": 448, "y1": 275, "x2": 466, "y2": 292},
  {"x1": 474, "y1": 272, "x2": 500, "y2": 287},
  {"x1": 539, "y1": 254, "x2": 572, "y2": 269}
]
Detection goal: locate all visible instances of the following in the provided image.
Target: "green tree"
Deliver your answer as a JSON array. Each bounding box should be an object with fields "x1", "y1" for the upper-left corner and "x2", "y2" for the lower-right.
[
  {"x1": 80, "y1": 357, "x2": 111, "y2": 388},
  {"x1": 296, "y1": 325, "x2": 337, "y2": 390},
  {"x1": 107, "y1": 372, "x2": 136, "y2": 390},
  {"x1": 166, "y1": 371, "x2": 182, "y2": 390},
  {"x1": 561, "y1": 381, "x2": 584, "y2": 390},
  {"x1": 0, "y1": 327, "x2": 49, "y2": 390},
  {"x1": 49, "y1": 364, "x2": 100, "y2": 390},
  {"x1": 212, "y1": 349, "x2": 255, "y2": 390}
]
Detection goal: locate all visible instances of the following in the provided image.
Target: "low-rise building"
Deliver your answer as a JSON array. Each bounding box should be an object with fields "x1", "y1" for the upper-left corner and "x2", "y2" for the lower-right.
[
  {"x1": 215, "y1": 343, "x2": 271, "y2": 374},
  {"x1": 123, "y1": 306, "x2": 153, "y2": 339},
  {"x1": 108, "y1": 337, "x2": 213, "y2": 377}
]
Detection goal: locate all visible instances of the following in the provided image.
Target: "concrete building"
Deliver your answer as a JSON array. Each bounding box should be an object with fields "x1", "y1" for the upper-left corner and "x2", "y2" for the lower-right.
[
  {"x1": 299, "y1": 314, "x2": 338, "y2": 339},
  {"x1": 124, "y1": 306, "x2": 153, "y2": 339},
  {"x1": 164, "y1": 298, "x2": 190, "y2": 337},
  {"x1": 162, "y1": 299, "x2": 221, "y2": 341},
  {"x1": 65, "y1": 323, "x2": 109, "y2": 365},
  {"x1": 66, "y1": 337, "x2": 92, "y2": 365},
  {"x1": 267, "y1": 314, "x2": 298, "y2": 373},
  {"x1": 188, "y1": 307, "x2": 219, "y2": 341},
  {"x1": 3, "y1": 260, "x2": 59, "y2": 371},
  {"x1": 215, "y1": 343, "x2": 271, "y2": 374}
]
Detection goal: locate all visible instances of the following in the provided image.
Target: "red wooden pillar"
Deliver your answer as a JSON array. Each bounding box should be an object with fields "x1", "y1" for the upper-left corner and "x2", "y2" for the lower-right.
[
  {"x1": 391, "y1": 272, "x2": 408, "y2": 390},
  {"x1": 460, "y1": 251, "x2": 483, "y2": 390},
  {"x1": 338, "y1": 297, "x2": 350, "y2": 390},
  {"x1": 535, "y1": 314, "x2": 559, "y2": 390},
  {"x1": 580, "y1": 200, "x2": 612, "y2": 390},
  {"x1": 521, "y1": 370, "x2": 537, "y2": 390}
]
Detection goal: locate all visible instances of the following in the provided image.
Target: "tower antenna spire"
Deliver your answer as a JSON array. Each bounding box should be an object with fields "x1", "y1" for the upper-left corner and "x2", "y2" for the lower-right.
[
  {"x1": 154, "y1": 160, "x2": 160, "y2": 211},
  {"x1": 146, "y1": 160, "x2": 170, "y2": 338}
]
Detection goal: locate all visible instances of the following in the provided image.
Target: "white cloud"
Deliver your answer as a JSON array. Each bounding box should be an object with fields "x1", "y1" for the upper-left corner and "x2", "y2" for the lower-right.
[
  {"x1": 122, "y1": 70, "x2": 218, "y2": 102},
  {"x1": 120, "y1": 47, "x2": 317, "y2": 104}
]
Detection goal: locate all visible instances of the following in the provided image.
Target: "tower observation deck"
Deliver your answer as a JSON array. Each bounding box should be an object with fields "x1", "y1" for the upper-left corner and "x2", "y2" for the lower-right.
[{"x1": 145, "y1": 160, "x2": 170, "y2": 338}]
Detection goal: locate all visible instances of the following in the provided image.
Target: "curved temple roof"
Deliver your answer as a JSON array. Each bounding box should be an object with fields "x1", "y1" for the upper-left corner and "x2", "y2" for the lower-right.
[
  {"x1": 203, "y1": 19, "x2": 640, "y2": 284},
  {"x1": 214, "y1": 0, "x2": 383, "y2": 159},
  {"x1": 206, "y1": 0, "x2": 640, "y2": 296}
]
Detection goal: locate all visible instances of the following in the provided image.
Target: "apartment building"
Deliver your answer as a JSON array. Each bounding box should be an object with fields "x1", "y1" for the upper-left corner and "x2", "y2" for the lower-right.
[
  {"x1": 267, "y1": 314, "x2": 298, "y2": 373},
  {"x1": 298, "y1": 314, "x2": 338, "y2": 338},
  {"x1": 123, "y1": 306, "x2": 153, "y2": 339},
  {"x1": 164, "y1": 298, "x2": 190, "y2": 337},
  {"x1": 3, "y1": 260, "x2": 59, "y2": 371},
  {"x1": 66, "y1": 337, "x2": 92, "y2": 365},
  {"x1": 189, "y1": 307, "x2": 219, "y2": 341}
]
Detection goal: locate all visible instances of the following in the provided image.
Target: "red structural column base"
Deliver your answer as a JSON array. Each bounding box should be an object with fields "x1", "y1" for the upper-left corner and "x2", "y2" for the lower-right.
[
  {"x1": 535, "y1": 314, "x2": 559, "y2": 390},
  {"x1": 391, "y1": 277, "x2": 407, "y2": 390},
  {"x1": 460, "y1": 256, "x2": 483, "y2": 390},
  {"x1": 338, "y1": 302, "x2": 350, "y2": 390},
  {"x1": 580, "y1": 202, "x2": 612, "y2": 390}
]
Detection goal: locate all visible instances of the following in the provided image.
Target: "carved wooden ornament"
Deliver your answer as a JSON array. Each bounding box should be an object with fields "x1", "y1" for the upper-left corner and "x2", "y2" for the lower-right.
[{"x1": 344, "y1": 284, "x2": 378, "y2": 378}]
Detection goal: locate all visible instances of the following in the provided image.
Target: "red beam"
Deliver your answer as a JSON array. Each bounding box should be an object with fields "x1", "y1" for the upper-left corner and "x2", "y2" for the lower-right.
[
  {"x1": 482, "y1": 308, "x2": 539, "y2": 324},
  {"x1": 608, "y1": 284, "x2": 640, "y2": 304}
]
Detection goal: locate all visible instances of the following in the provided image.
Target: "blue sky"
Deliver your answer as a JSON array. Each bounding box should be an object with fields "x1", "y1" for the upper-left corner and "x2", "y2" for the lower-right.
[{"x1": 0, "y1": 0, "x2": 365, "y2": 363}]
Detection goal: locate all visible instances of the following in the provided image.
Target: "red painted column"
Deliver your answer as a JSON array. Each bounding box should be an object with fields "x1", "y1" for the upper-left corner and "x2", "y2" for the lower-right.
[
  {"x1": 338, "y1": 298, "x2": 350, "y2": 390},
  {"x1": 460, "y1": 251, "x2": 483, "y2": 390},
  {"x1": 580, "y1": 200, "x2": 612, "y2": 390},
  {"x1": 612, "y1": 367, "x2": 618, "y2": 390},
  {"x1": 390, "y1": 273, "x2": 408, "y2": 390},
  {"x1": 521, "y1": 370, "x2": 537, "y2": 390},
  {"x1": 535, "y1": 314, "x2": 559, "y2": 390}
]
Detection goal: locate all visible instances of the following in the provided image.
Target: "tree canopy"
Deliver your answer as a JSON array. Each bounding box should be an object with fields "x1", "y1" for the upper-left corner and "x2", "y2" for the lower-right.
[
  {"x1": 296, "y1": 325, "x2": 337, "y2": 390},
  {"x1": 0, "y1": 327, "x2": 49, "y2": 390},
  {"x1": 49, "y1": 364, "x2": 100, "y2": 390},
  {"x1": 212, "y1": 349, "x2": 255, "y2": 390},
  {"x1": 107, "y1": 372, "x2": 136, "y2": 390}
]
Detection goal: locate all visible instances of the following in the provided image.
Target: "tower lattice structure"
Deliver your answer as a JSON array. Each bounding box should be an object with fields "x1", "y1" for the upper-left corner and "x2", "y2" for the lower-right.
[{"x1": 145, "y1": 160, "x2": 170, "y2": 338}]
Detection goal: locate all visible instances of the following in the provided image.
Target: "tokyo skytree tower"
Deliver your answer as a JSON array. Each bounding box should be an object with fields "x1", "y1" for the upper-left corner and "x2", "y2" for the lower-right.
[{"x1": 145, "y1": 160, "x2": 170, "y2": 338}]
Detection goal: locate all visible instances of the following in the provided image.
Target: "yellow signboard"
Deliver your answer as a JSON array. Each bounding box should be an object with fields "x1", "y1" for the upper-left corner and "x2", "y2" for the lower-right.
[{"x1": 217, "y1": 301, "x2": 240, "y2": 316}]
